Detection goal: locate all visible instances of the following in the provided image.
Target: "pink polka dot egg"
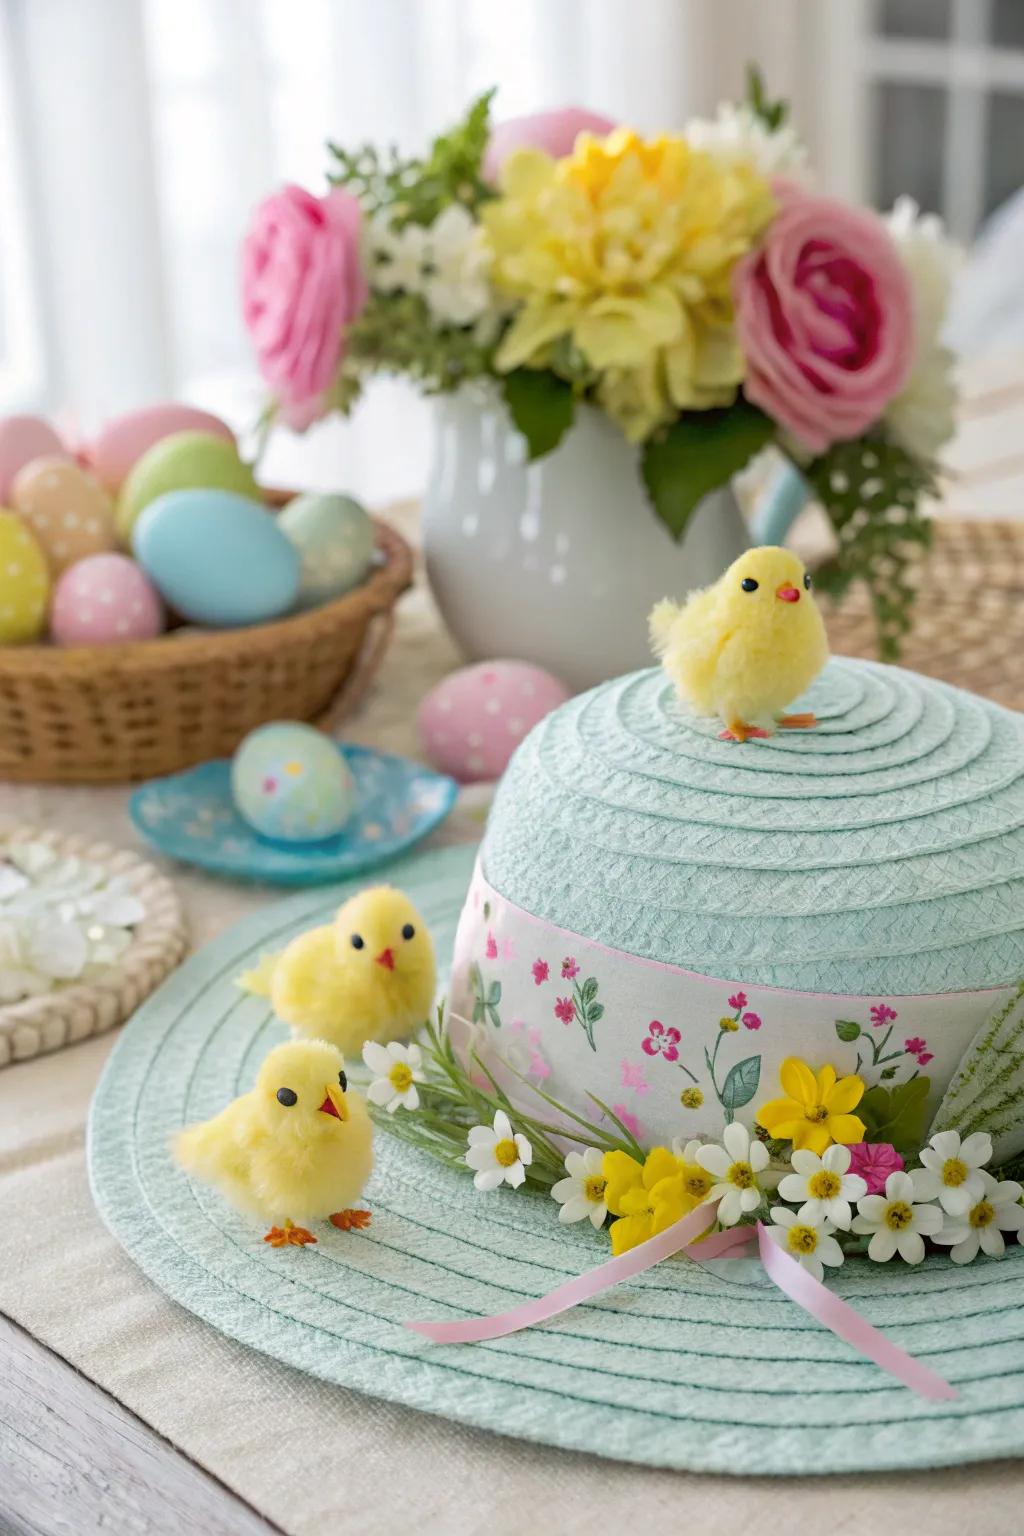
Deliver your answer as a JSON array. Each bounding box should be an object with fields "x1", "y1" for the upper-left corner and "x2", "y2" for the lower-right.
[
  {"x1": 417, "y1": 660, "x2": 570, "y2": 783},
  {"x1": 51, "y1": 553, "x2": 164, "y2": 647}
]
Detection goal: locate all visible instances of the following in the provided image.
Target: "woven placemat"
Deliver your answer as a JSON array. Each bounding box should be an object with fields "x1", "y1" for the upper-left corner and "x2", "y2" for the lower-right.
[
  {"x1": 0, "y1": 826, "x2": 187, "y2": 1067},
  {"x1": 824, "y1": 520, "x2": 1024, "y2": 710}
]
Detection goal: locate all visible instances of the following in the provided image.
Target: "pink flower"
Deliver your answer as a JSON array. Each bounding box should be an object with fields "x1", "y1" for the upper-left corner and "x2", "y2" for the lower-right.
[
  {"x1": 241, "y1": 184, "x2": 368, "y2": 416},
  {"x1": 742, "y1": 1012, "x2": 762, "y2": 1031},
  {"x1": 620, "y1": 1060, "x2": 651, "y2": 1095},
  {"x1": 483, "y1": 107, "x2": 616, "y2": 181},
  {"x1": 612, "y1": 1104, "x2": 643, "y2": 1140},
  {"x1": 846, "y1": 1142, "x2": 904, "y2": 1197},
  {"x1": 508, "y1": 1020, "x2": 550, "y2": 1080},
  {"x1": 532, "y1": 959, "x2": 549, "y2": 986},
  {"x1": 501, "y1": 938, "x2": 516, "y2": 961},
  {"x1": 917, "y1": 1052, "x2": 934, "y2": 1066},
  {"x1": 870, "y1": 1004, "x2": 898, "y2": 1027},
  {"x1": 485, "y1": 932, "x2": 498, "y2": 960},
  {"x1": 904, "y1": 1036, "x2": 927, "y2": 1056},
  {"x1": 554, "y1": 996, "x2": 575, "y2": 1025},
  {"x1": 734, "y1": 187, "x2": 913, "y2": 454},
  {"x1": 561, "y1": 957, "x2": 580, "y2": 979},
  {"x1": 728, "y1": 992, "x2": 747, "y2": 1010},
  {"x1": 641, "y1": 1019, "x2": 681, "y2": 1061}
]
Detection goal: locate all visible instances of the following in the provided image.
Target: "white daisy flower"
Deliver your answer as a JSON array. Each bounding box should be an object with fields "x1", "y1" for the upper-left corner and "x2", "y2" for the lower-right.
[
  {"x1": 550, "y1": 1147, "x2": 608, "y2": 1228},
  {"x1": 367, "y1": 215, "x2": 429, "y2": 295},
  {"x1": 362, "y1": 1040, "x2": 424, "y2": 1114},
  {"x1": 764, "y1": 1206, "x2": 845, "y2": 1283},
  {"x1": 423, "y1": 204, "x2": 494, "y2": 328},
  {"x1": 777, "y1": 1144, "x2": 867, "y2": 1231},
  {"x1": 694, "y1": 1122, "x2": 769, "y2": 1226},
  {"x1": 851, "y1": 1169, "x2": 943, "y2": 1264},
  {"x1": 465, "y1": 1109, "x2": 532, "y2": 1192},
  {"x1": 685, "y1": 101, "x2": 809, "y2": 180},
  {"x1": 934, "y1": 1170, "x2": 1024, "y2": 1264},
  {"x1": 914, "y1": 1129, "x2": 992, "y2": 1216}
]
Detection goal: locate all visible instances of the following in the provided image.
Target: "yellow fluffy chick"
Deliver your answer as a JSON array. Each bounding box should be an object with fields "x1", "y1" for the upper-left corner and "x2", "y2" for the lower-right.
[
  {"x1": 174, "y1": 1039, "x2": 373, "y2": 1247},
  {"x1": 650, "y1": 546, "x2": 828, "y2": 741},
  {"x1": 238, "y1": 886, "x2": 436, "y2": 1054}
]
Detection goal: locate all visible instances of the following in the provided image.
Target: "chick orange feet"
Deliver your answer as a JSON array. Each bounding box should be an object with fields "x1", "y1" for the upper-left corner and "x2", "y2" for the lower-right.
[
  {"x1": 719, "y1": 721, "x2": 770, "y2": 743},
  {"x1": 330, "y1": 1208, "x2": 371, "y2": 1232},
  {"x1": 264, "y1": 1218, "x2": 317, "y2": 1248},
  {"x1": 778, "y1": 712, "x2": 818, "y2": 730}
]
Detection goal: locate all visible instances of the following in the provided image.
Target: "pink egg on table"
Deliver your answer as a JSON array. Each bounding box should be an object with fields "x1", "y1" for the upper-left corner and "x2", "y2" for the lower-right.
[
  {"x1": 50, "y1": 553, "x2": 165, "y2": 647},
  {"x1": 0, "y1": 416, "x2": 70, "y2": 502},
  {"x1": 86, "y1": 403, "x2": 236, "y2": 491},
  {"x1": 417, "y1": 660, "x2": 570, "y2": 783}
]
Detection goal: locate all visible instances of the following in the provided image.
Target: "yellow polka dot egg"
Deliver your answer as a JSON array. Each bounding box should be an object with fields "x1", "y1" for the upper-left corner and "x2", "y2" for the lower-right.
[
  {"x1": 0, "y1": 510, "x2": 50, "y2": 643},
  {"x1": 231, "y1": 722, "x2": 358, "y2": 843}
]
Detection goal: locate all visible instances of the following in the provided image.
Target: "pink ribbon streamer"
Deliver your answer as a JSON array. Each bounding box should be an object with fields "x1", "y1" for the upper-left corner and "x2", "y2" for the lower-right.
[{"x1": 405, "y1": 1202, "x2": 958, "y2": 1401}]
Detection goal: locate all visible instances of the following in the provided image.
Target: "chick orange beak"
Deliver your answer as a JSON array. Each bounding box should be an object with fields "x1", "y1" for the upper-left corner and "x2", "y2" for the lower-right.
[
  {"x1": 319, "y1": 1083, "x2": 348, "y2": 1121},
  {"x1": 776, "y1": 583, "x2": 801, "y2": 603},
  {"x1": 375, "y1": 947, "x2": 395, "y2": 970}
]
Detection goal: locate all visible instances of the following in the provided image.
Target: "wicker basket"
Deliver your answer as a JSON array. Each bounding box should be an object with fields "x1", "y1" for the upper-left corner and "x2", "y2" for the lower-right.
[{"x1": 0, "y1": 507, "x2": 413, "y2": 783}]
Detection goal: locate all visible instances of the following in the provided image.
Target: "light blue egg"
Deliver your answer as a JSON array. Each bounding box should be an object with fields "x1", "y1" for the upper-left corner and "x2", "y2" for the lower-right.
[
  {"x1": 231, "y1": 722, "x2": 358, "y2": 843},
  {"x1": 277, "y1": 493, "x2": 374, "y2": 607},
  {"x1": 134, "y1": 489, "x2": 300, "y2": 627}
]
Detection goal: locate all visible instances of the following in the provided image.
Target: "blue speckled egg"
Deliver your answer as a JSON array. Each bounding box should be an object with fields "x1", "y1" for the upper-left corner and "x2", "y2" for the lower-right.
[
  {"x1": 277, "y1": 493, "x2": 374, "y2": 607},
  {"x1": 231, "y1": 722, "x2": 358, "y2": 843},
  {"x1": 134, "y1": 489, "x2": 300, "y2": 627}
]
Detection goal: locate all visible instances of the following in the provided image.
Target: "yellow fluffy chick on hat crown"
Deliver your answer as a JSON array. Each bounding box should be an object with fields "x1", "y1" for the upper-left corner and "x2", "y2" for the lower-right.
[{"x1": 650, "y1": 546, "x2": 828, "y2": 743}]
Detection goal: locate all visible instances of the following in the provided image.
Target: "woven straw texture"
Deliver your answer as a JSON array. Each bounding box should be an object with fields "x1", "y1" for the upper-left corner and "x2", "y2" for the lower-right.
[
  {"x1": 482, "y1": 656, "x2": 1024, "y2": 995},
  {"x1": 823, "y1": 519, "x2": 1024, "y2": 712},
  {"x1": 88, "y1": 842, "x2": 1024, "y2": 1478},
  {"x1": 0, "y1": 509, "x2": 412, "y2": 784},
  {"x1": 1, "y1": 825, "x2": 186, "y2": 1068}
]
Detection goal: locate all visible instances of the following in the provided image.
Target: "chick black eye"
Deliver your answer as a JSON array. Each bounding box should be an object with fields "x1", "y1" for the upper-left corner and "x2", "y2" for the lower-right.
[
  {"x1": 338, "y1": 1069, "x2": 348, "y2": 1092},
  {"x1": 740, "y1": 577, "x2": 759, "y2": 592},
  {"x1": 804, "y1": 572, "x2": 812, "y2": 590},
  {"x1": 276, "y1": 1087, "x2": 298, "y2": 1107},
  {"x1": 351, "y1": 933, "x2": 365, "y2": 950},
  {"x1": 402, "y1": 923, "x2": 415, "y2": 940}
]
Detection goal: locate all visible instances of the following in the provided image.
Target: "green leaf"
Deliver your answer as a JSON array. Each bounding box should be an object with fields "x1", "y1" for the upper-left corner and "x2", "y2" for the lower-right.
[
  {"x1": 487, "y1": 980, "x2": 501, "y2": 1005},
  {"x1": 587, "y1": 1002, "x2": 605, "y2": 1026},
  {"x1": 581, "y1": 976, "x2": 599, "y2": 1005},
  {"x1": 835, "y1": 1019, "x2": 862, "y2": 1043},
  {"x1": 721, "y1": 1055, "x2": 762, "y2": 1113},
  {"x1": 502, "y1": 370, "x2": 575, "y2": 461},
  {"x1": 745, "y1": 64, "x2": 789, "y2": 130},
  {"x1": 859, "y1": 1077, "x2": 931, "y2": 1157},
  {"x1": 641, "y1": 403, "x2": 775, "y2": 541},
  {"x1": 880, "y1": 1066, "x2": 897, "y2": 1081}
]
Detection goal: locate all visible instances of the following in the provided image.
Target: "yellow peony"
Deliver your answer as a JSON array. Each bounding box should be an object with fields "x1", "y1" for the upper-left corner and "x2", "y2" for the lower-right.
[{"x1": 481, "y1": 129, "x2": 775, "y2": 441}]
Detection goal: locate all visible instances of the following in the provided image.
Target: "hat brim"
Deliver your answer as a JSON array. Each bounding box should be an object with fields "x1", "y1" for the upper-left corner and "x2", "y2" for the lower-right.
[{"x1": 89, "y1": 843, "x2": 1024, "y2": 1476}]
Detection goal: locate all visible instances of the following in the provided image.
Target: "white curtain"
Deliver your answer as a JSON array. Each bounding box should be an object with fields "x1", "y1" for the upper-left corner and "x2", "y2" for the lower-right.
[{"x1": 0, "y1": 0, "x2": 854, "y2": 502}]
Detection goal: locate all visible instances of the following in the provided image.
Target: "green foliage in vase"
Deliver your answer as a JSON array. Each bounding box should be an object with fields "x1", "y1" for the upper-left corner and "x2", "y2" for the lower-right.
[
  {"x1": 343, "y1": 291, "x2": 500, "y2": 395},
  {"x1": 641, "y1": 400, "x2": 776, "y2": 540},
  {"x1": 745, "y1": 64, "x2": 790, "y2": 131},
  {"x1": 799, "y1": 434, "x2": 938, "y2": 661}
]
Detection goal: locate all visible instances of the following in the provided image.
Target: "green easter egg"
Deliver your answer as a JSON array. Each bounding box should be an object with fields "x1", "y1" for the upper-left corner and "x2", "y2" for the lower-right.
[
  {"x1": 117, "y1": 431, "x2": 259, "y2": 544},
  {"x1": 278, "y1": 493, "x2": 374, "y2": 607}
]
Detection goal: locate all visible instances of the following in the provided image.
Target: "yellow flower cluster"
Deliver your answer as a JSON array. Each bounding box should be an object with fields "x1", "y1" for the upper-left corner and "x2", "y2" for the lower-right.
[
  {"x1": 602, "y1": 1145, "x2": 714, "y2": 1256},
  {"x1": 481, "y1": 129, "x2": 775, "y2": 441}
]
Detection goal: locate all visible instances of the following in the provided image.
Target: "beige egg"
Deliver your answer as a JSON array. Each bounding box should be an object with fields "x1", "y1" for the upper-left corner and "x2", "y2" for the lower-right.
[{"x1": 11, "y1": 457, "x2": 116, "y2": 576}]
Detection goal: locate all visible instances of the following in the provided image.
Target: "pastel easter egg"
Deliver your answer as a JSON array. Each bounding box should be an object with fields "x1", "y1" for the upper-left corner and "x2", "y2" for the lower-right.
[
  {"x1": 117, "y1": 431, "x2": 259, "y2": 543},
  {"x1": 0, "y1": 511, "x2": 50, "y2": 643},
  {"x1": 11, "y1": 457, "x2": 116, "y2": 576},
  {"x1": 50, "y1": 553, "x2": 164, "y2": 647},
  {"x1": 418, "y1": 660, "x2": 570, "y2": 782},
  {"x1": 0, "y1": 416, "x2": 71, "y2": 502},
  {"x1": 278, "y1": 492, "x2": 374, "y2": 607},
  {"x1": 88, "y1": 403, "x2": 235, "y2": 492},
  {"x1": 134, "y1": 488, "x2": 300, "y2": 627},
  {"x1": 231, "y1": 721, "x2": 357, "y2": 843}
]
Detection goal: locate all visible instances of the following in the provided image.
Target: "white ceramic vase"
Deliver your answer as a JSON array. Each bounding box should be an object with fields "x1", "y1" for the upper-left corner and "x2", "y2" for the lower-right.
[{"x1": 422, "y1": 391, "x2": 752, "y2": 692}]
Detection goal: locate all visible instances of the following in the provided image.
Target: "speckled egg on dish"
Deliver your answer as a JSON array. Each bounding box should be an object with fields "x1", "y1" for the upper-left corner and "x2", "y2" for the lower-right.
[
  {"x1": 278, "y1": 492, "x2": 374, "y2": 607},
  {"x1": 11, "y1": 457, "x2": 116, "y2": 575},
  {"x1": 231, "y1": 722, "x2": 358, "y2": 843},
  {"x1": 417, "y1": 660, "x2": 570, "y2": 782},
  {"x1": 0, "y1": 511, "x2": 50, "y2": 643},
  {"x1": 50, "y1": 553, "x2": 164, "y2": 646}
]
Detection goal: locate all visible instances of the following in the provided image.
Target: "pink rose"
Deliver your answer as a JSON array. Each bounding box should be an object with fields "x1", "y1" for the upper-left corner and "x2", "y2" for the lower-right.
[
  {"x1": 734, "y1": 187, "x2": 913, "y2": 454},
  {"x1": 484, "y1": 107, "x2": 616, "y2": 181},
  {"x1": 846, "y1": 1141, "x2": 904, "y2": 1197},
  {"x1": 241, "y1": 184, "x2": 367, "y2": 417}
]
